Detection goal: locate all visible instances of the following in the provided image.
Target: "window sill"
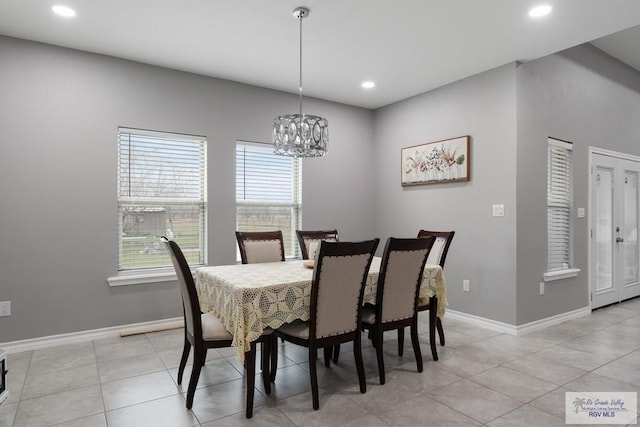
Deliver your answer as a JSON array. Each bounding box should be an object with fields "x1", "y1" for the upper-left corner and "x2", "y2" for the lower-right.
[
  {"x1": 543, "y1": 268, "x2": 580, "y2": 282},
  {"x1": 107, "y1": 268, "x2": 194, "y2": 287}
]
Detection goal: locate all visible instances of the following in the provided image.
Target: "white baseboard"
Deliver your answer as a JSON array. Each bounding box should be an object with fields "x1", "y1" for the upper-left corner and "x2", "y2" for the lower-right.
[
  {"x1": 0, "y1": 317, "x2": 184, "y2": 353},
  {"x1": 445, "y1": 305, "x2": 591, "y2": 336},
  {"x1": 513, "y1": 306, "x2": 591, "y2": 335},
  {"x1": 445, "y1": 310, "x2": 519, "y2": 335},
  {"x1": 1, "y1": 306, "x2": 592, "y2": 354}
]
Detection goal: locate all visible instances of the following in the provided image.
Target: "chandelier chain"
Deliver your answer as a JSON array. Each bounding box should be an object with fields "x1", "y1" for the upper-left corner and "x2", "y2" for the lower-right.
[{"x1": 299, "y1": 10, "x2": 303, "y2": 118}]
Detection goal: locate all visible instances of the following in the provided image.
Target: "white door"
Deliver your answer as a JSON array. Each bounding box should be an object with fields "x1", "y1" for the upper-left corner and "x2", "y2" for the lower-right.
[{"x1": 591, "y1": 153, "x2": 640, "y2": 308}]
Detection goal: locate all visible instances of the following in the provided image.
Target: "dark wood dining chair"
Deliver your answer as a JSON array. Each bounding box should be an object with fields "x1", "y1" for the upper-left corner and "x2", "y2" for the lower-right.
[
  {"x1": 162, "y1": 237, "x2": 272, "y2": 418},
  {"x1": 274, "y1": 239, "x2": 379, "y2": 410},
  {"x1": 420, "y1": 230, "x2": 455, "y2": 271},
  {"x1": 295, "y1": 229, "x2": 342, "y2": 365},
  {"x1": 296, "y1": 229, "x2": 339, "y2": 260},
  {"x1": 418, "y1": 230, "x2": 454, "y2": 345},
  {"x1": 235, "y1": 230, "x2": 285, "y2": 264},
  {"x1": 397, "y1": 230, "x2": 455, "y2": 355},
  {"x1": 361, "y1": 236, "x2": 435, "y2": 383},
  {"x1": 236, "y1": 230, "x2": 286, "y2": 366}
]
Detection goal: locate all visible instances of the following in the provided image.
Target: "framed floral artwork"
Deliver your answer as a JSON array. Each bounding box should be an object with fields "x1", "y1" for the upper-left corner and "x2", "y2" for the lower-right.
[{"x1": 401, "y1": 135, "x2": 470, "y2": 186}]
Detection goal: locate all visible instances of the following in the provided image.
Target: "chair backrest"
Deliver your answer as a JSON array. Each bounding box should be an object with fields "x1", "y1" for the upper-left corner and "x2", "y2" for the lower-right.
[
  {"x1": 417, "y1": 230, "x2": 455, "y2": 268},
  {"x1": 162, "y1": 237, "x2": 202, "y2": 342},
  {"x1": 309, "y1": 239, "x2": 379, "y2": 339},
  {"x1": 235, "y1": 231, "x2": 286, "y2": 264},
  {"x1": 375, "y1": 237, "x2": 434, "y2": 323},
  {"x1": 296, "y1": 229, "x2": 339, "y2": 260}
]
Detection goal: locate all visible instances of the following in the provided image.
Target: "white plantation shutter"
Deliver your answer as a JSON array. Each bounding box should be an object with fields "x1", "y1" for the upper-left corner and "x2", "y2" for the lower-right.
[
  {"x1": 547, "y1": 138, "x2": 573, "y2": 271},
  {"x1": 118, "y1": 128, "x2": 207, "y2": 270},
  {"x1": 236, "y1": 141, "x2": 301, "y2": 258}
]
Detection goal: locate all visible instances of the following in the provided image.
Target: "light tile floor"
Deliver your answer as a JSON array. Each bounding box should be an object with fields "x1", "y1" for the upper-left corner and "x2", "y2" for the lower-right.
[{"x1": 1, "y1": 298, "x2": 639, "y2": 426}]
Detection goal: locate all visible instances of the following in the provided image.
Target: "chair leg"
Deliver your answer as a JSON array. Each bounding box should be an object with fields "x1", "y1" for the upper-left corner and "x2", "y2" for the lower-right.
[
  {"x1": 270, "y1": 335, "x2": 278, "y2": 382},
  {"x1": 354, "y1": 333, "x2": 366, "y2": 394},
  {"x1": 410, "y1": 318, "x2": 423, "y2": 373},
  {"x1": 323, "y1": 347, "x2": 332, "y2": 367},
  {"x1": 397, "y1": 327, "x2": 405, "y2": 356},
  {"x1": 177, "y1": 340, "x2": 191, "y2": 385},
  {"x1": 332, "y1": 344, "x2": 340, "y2": 364},
  {"x1": 186, "y1": 347, "x2": 204, "y2": 409},
  {"x1": 437, "y1": 317, "x2": 445, "y2": 346},
  {"x1": 428, "y1": 297, "x2": 439, "y2": 361},
  {"x1": 245, "y1": 342, "x2": 257, "y2": 418},
  {"x1": 202, "y1": 349, "x2": 207, "y2": 366},
  {"x1": 431, "y1": 297, "x2": 445, "y2": 346},
  {"x1": 374, "y1": 328, "x2": 386, "y2": 385},
  {"x1": 261, "y1": 339, "x2": 271, "y2": 395},
  {"x1": 309, "y1": 347, "x2": 320, "y2": 410}
]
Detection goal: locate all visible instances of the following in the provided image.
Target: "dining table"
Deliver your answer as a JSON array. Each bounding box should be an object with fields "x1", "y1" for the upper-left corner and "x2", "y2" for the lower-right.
[{"x1": 195, "y1": 257, "x2": 447, "y2": 361}]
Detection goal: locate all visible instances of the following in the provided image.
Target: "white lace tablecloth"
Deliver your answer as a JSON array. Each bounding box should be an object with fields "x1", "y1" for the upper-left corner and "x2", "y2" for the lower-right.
[{"x1": 195, "y1": 257, "x2": 447, "y2": 360}]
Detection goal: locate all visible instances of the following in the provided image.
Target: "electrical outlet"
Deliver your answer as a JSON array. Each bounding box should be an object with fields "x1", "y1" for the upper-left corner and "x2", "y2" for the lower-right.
[
  {"x1": 539, "y1": 282, "x2": 545, "y2": 295},
  {"x1": 0, "y1": 301, "x2": 10, "y2": 317},
  {"x1": 463, "y1": 280, "x2": 470, "y2": 292}
]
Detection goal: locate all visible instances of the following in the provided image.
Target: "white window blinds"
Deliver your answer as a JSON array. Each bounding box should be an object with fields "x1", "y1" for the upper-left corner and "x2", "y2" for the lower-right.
[
  {"x1": 547, "y1": 138, "x2": 573, "y2": 271},
  {"x1": 236, "y1": 141, "x2": 301, "y2": 258},
  {"x1": 118, "y1": 128, "x2": 207, "y2": 270}
]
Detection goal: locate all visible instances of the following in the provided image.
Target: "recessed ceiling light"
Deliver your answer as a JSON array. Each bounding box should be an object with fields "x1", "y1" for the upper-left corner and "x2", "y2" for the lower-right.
[
  {"x1": 52, "y1": 5, "x2": 76, "y2": 18},
  {"x1": 529, "y1": 4, "x2": 552, "y2": 18},
  {"x1": 361, "y1": 81, "x2": 375, "y2": 89}
]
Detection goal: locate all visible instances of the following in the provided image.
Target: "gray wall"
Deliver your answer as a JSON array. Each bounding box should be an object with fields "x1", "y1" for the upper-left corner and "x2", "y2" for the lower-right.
[
  {"x1": 373, "y1": 64, "x2": 518, "y2": 325},
  {"x1": 0, "y1": 36, "x2": 375, "y2": 342},
  {"x1": 4, "y1": 35, "x2": 640, "y2": 343},
  {"x1": 373, "y1": 43, "x2": 640, "y2": 327},
  {"x1": 515, "y1": 44, "x2": 640, "y2": 324}
]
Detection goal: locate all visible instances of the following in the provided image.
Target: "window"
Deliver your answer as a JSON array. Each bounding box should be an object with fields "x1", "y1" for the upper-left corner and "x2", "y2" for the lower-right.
[
  {"x1": 118, "y1": 128, "x2": 207, "y2": 271},
  {"x1": 236, "y1": 141, "x2": 301, "y2": 259},
  {"x1": 547, "y1": 137, "x2": 574, "y2": 274}
]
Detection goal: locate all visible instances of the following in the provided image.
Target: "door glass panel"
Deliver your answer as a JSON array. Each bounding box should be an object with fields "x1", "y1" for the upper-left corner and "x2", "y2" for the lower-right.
[
  {"x1": 624, "y1": 171, "x2": 639, "y2": 284},
  {"x1": 595, "y1": 167, "x2": 614, "y2": 291}
]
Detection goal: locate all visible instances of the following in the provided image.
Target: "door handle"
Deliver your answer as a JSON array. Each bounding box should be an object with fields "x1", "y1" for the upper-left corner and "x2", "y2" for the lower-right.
[{"x1": 616, "y1": 237, "x2": 624, "y2": 243}]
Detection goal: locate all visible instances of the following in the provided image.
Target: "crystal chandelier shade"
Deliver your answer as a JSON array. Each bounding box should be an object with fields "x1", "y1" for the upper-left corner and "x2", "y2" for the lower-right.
[
  {"x1": 273, "y1": 7, "x2": 328, "y2": 158},
  {"x1": 273, "y1": 114, "x2": 328, "y2": 157}
]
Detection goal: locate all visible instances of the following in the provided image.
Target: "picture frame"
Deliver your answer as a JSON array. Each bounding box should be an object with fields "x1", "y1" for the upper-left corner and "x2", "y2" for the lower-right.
[{"x1": 401, "y1": 135, "x2": 470, "y2": 186}]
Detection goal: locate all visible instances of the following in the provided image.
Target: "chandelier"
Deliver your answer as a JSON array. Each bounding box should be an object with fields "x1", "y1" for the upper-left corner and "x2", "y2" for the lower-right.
[{"x1": 273, "y1": 7, "x2": 328, "y2": 157}]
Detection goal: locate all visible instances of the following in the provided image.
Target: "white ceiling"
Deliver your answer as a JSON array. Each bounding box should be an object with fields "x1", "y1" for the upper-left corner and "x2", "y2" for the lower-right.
[{"x1": 1, "y1": 0, "x2": 640, "y2": 109}]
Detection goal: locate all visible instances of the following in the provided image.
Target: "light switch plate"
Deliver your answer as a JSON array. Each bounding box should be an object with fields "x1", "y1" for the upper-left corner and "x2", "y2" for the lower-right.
[
  {"x1": 0, "y1": 301, "x2": 10, "y2": 317},
  {"x1": 492, "y1": 204, "x2": 505, "y2": 217},
  {"x1": 577, "y1": 208, "x2": 585, "y2": 218}
]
